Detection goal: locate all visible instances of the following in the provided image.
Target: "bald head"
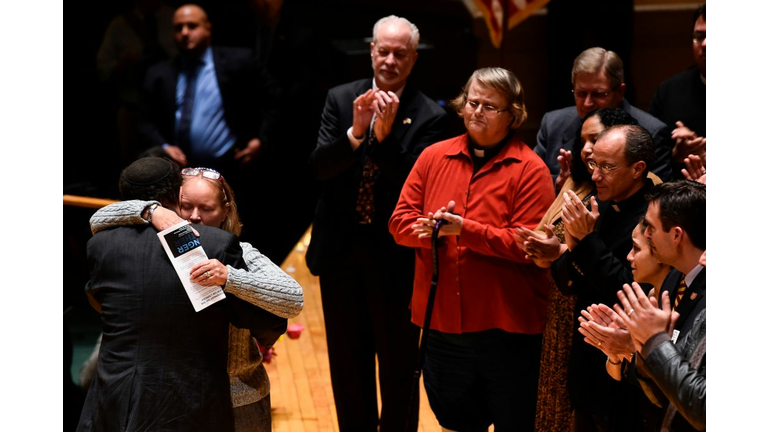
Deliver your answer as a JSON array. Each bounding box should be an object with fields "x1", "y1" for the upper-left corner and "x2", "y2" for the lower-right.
[
  {"x1": 590, "y1": 125, "x2": 653, "y2": 202},
  {"x1": 173, "y1": 4, "x2": 212, "y2": 57}
]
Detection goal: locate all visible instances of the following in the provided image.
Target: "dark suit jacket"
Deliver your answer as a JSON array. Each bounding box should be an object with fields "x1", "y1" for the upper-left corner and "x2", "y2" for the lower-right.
[
  {"x1": 77, "y1": 224, "x2": 286, "y2": 432},
  {"x1": 137, "y1": 46, "x2": 279, "y2": 160},
  {"x1": 305, "y1": 78, "x2": 447, "y2": 276},
  {"x1": 534, "y1": 99, "x2": 675, "y2": 182},
  {"x1": 660, "y1": 267, "x2": 706, "y2": 339}
]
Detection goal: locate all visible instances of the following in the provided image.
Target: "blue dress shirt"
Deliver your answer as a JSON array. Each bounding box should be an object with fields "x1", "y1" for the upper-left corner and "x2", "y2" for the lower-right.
[{"x1": 175, "y1": 47, "x2": 237, "y2": 160}]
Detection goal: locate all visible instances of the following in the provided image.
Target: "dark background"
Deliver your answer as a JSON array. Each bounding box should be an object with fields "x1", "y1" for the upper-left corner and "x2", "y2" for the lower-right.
[{"x1": 63, "y1": 0, "x2": 701, "y2": 428}]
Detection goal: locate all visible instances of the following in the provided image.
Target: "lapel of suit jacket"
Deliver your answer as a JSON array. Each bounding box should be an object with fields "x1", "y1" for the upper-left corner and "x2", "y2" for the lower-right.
[
  {"x1": 675, "y1": 268, "x2": 706, "y2": 322},
  {"x1": 167, "y1": 56, "x2": 182, "y2": 115},
  {"x1": 383, "y1": 83, "x2": 418, "y2": 151},
  {"x1": 663, "y1": 268, "x2": 706, "y2": 334},
  {"x1": 560, "y1": 110, "x2": 583, "y2": 149},
  {"x1": 211, "y1": 47, "x2": 231, "y2": 94}
]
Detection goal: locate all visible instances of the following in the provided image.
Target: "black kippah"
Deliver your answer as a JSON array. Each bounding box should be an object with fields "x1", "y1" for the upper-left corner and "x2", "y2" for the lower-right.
[{"x1": 123, "y1": 157, "x2": 174, "y2": 186}]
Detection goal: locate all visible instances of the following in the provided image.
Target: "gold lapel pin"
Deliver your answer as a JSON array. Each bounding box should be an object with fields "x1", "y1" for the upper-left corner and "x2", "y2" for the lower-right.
[{"x1": 403, "y1": 118, "x2": 412, "y2": 125}]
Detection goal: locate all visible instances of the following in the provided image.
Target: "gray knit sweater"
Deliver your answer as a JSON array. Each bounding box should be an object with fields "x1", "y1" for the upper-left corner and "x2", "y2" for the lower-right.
[
  {"x1": 90, "y1": 200, "x2": 304, "y2": 318},
  {"x1": 90, "y1": 200, "x2": 305, "y2": 407}
]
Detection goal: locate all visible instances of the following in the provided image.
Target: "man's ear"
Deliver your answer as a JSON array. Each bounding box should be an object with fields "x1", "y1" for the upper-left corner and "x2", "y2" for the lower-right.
[
  {"x1": 672, "y1": 226, "x2": 684, "y2": 245},
  {"x1": 615, "y1": 82, "x2": 627, "y2": 99},
  {"x1": 633, "y1": 161, "x2": 646, "y2": 179}
]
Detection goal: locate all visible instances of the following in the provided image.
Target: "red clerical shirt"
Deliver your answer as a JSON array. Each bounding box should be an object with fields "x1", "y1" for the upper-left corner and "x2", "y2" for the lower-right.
[{"x1": 389, "y1": 134, "x2": 555, "y2": 334}]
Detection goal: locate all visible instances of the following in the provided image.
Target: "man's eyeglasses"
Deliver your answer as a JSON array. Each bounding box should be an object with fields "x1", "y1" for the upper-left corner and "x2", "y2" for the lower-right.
[
  {"x1": 572, "y1": 89, "x2": 613, "y2": 101},
  {"x1": 692, "y1": 31, "x2": 706, "y2": 44},
  {"x1": 181, "y1": 167, "x2": 228, "y2": 202},
  {"x1": 587, "y1": 160, "x2": 626, "y2": 175},
  {"x1": 465, "y1": 100, "x2": 509, "y2": 116}
]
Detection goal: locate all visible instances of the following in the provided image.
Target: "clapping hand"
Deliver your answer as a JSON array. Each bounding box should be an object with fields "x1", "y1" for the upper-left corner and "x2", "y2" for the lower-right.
[
  {"x1": 578, "y1": 303, "x2": 634, "y2": 361},
  {"x1": 555, "y1": 149, "x2": 572, "y2": 192},
  {"x1": 614, "y1": 282, "x2": 679, "y2": 354},
  {"x1": 513, "y1": 224, "x2": 564, "y2": 266},
  {"x1": 681, "y1": 154, "x2": 707, "y2": 184},
  {"x1": 411, "y1": 200, "x2": 463, "y2": 238},
  {"x1": 562, "y1": 191, "x2": 599, "y2": 246},
  {"x1": 671, "y1": 121, "x2": 706, "y2": 162},
  {"x1": 372, "y1": 90, "x2": 400, "y2": 142}
]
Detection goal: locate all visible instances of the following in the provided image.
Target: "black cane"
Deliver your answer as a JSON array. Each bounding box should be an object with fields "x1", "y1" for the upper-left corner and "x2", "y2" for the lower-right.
[{"x1": 405, "y1": 219, "x2": 443, "y2": 431}]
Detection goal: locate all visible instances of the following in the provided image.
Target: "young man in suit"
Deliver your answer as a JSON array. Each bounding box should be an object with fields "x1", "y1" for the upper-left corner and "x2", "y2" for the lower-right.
[
  {"x1": 614, "y1": 180, "x2": 706, "y2": 432},
  {"x1": 306, "y1": 15, "x2": 447, "y2": 432},
  {"x1": 643, "y1": 180, "x2": 706, "y2": 340}
]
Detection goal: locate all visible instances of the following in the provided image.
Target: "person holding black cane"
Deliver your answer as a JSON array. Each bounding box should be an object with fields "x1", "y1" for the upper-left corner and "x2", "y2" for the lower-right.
[{"x1": 389, "y1": 67, "x2": 554, "y2": 431}]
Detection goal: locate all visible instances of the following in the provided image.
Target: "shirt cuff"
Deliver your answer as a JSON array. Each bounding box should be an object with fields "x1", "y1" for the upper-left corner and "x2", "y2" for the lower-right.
[{"x1": 347, "y1": 127, "x2": 365, "y2": 147}]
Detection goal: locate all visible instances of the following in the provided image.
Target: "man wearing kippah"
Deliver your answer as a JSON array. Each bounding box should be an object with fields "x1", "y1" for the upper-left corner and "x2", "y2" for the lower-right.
[{"x1": 77, "y1": 157, "x2": 286, "y2": 432}]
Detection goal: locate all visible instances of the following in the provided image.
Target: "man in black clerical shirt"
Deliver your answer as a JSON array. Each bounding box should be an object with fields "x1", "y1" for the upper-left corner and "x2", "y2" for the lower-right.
[{"x1": 551, "y1": 124, "x2": 658, "y2": 432}]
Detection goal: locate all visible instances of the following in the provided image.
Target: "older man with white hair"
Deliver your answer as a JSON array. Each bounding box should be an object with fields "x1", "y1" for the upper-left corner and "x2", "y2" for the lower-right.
[{"x1": 307, "y1": 15, "x2": 447, "y2": 432}]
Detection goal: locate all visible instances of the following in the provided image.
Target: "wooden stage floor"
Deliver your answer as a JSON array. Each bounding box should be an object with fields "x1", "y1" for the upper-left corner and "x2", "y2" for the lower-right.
[{"x1": 267, "y1": 229, "x2": 442, "y2": 432}]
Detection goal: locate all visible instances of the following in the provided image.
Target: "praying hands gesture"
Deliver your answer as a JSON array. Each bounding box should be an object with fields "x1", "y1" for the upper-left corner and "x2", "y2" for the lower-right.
[
  {"x1": 411, "y1": 200, "x2": 463, "y2": 239},
  {"x1": 562, "y1": 190, "x2": 600, "y2": 250}
]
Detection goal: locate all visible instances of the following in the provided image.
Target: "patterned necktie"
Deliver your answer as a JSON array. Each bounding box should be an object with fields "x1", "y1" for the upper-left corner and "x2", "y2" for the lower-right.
[
  {"x1": 355, "y1": 117, "x2": 379, "y2": 224},
  {"x1": 673, "y1": 275, "x2": 687, "y2": 311},
  {"x1": 176, "y1": 61, "x2": 200, "y2": 151}
]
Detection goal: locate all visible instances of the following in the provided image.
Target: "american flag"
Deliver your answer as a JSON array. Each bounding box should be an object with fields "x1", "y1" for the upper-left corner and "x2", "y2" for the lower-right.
[{"x1": 467, "y1": 0, "x2": 550, "y2": 48}]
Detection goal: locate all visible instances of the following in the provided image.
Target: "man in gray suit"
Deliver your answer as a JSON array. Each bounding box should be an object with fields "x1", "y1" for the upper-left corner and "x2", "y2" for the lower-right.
[
  {"x1": 77, "y1": 157, "x2": 286, "y2": 432},
  {"x1": 535, "y1": 47, "x2": 674, "y2": 184}
]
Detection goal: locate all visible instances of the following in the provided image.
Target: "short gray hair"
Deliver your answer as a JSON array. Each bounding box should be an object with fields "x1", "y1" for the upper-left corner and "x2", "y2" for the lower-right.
[
  {"x1": 571, "y1": 47, "x2": 624, "y2": 90},
  {"x1": 372, "y1": 15, "x2": 420, "y2": 51}
]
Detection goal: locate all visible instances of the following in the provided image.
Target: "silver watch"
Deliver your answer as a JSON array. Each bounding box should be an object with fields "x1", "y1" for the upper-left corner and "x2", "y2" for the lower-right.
[{"x1": 146, "y1": 203, "x2": 159, "y2": 223}]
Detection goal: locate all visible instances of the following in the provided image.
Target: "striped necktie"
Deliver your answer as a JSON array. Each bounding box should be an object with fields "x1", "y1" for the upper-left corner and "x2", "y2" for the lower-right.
[{"x1": 673, "y1": 274, "x2": 687, "y2": 310}]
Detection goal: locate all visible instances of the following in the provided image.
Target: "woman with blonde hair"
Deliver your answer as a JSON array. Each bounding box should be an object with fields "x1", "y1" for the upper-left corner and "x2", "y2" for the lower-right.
[{"x1": 89, "y1": 165, "x2": 303, "y2": 432}]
